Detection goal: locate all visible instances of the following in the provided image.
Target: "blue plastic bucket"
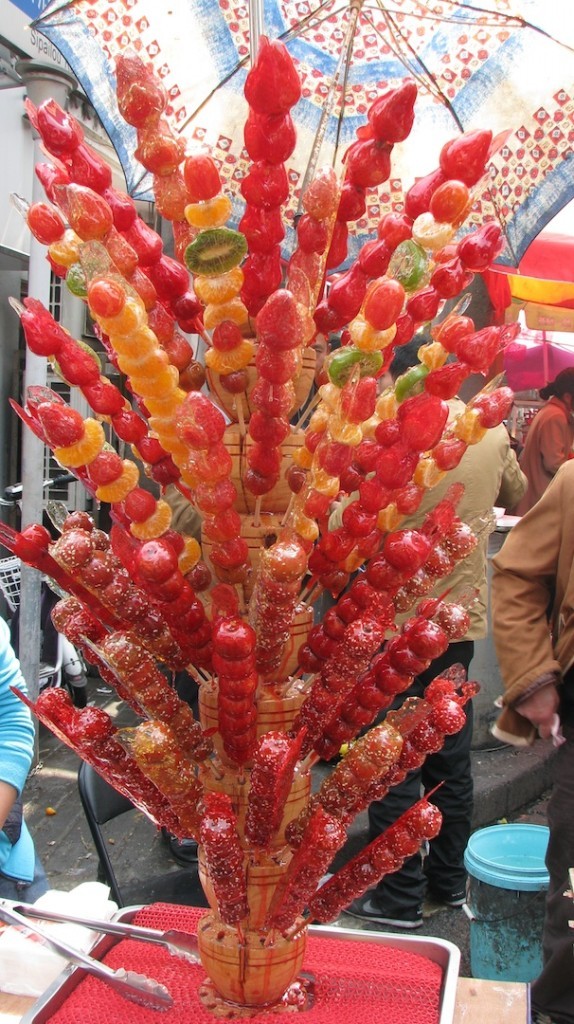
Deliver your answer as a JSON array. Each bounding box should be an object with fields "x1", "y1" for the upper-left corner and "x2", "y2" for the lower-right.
[{"x1": 464, "y1": 824, "x2": 549, "y2": 983}]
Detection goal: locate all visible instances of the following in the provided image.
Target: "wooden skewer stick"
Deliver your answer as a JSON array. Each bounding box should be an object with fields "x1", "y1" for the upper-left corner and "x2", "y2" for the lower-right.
[
  {"x1": 253, "y1": 495, "x2": 262, "y2": 528},
  {"x1": 235, "y1": 395, "x2": 246, "y2": 436},
  {"x1": 280, "y1": 493, "x2": 296, "y2": 527}
]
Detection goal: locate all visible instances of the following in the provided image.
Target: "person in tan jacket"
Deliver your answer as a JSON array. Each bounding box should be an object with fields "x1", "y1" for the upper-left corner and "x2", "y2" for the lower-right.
[
  {"x1": 345, "y1": 348, "x2": 527, "y2": 929},
  {"x1": 514, "y1": 367, "x2": 574, "y2": 516},
  {"x1": 492, "y1": 460, "x2": 574, "y2": 1024}
]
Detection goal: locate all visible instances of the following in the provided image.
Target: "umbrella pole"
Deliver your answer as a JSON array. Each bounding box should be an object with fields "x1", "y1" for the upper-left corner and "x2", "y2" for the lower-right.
[
  {"x1": 542, "y1": 331, "x2": 550, "y2": 384},
  {"x1": 248, "y1": 0, "x2": 264, "y2": 63}
]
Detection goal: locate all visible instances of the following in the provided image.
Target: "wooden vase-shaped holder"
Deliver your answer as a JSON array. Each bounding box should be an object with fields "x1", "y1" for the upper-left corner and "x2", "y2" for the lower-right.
[
  {"x1": 223, "y1": 426, "x2": 306, "y2": 516},
  {"x1": 197, "y1": 912, "x2": 308, "y2": 1008},
  {"x1": 206, "y1": 346, "x2": 316, "y2": 425},
  {"x1": 196, "y1": 608, "x2": 313, "y2": 1009}
]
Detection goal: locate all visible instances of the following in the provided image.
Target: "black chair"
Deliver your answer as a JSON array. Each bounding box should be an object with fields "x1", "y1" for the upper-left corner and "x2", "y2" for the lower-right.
[{"x1": 77, "y1": 761, "x2": 208, "y2": 908}]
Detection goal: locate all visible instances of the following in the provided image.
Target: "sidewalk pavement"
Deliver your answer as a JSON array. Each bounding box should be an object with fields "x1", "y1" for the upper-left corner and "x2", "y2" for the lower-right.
[{"x1": 22, "y1": 682, "x2": 557, "y2": 979}]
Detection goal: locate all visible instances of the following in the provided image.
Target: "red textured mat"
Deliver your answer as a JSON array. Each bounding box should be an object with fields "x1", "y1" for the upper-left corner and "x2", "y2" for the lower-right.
[{"x1": 45, "y1": 904, "x2": 443, "y2": 1024}]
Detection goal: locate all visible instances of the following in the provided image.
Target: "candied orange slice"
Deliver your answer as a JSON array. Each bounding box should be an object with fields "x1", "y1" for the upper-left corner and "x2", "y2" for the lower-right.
[
  {"x1": 349, "y1": 318, "x2": 397, "y2": 353},
  {"x1": 293, "y1": 511, "x2": 319, "y2": 542},
  {"x1": 329, "y1": 418, "x2": 363, "y2": 446},
  {"x1": 452, "y1": 408, "x2": 487, "y2": 445},
  {"x1": 413, "y1": 456, "x2": 446, "y2": 490},
  {"x1": 291, "y1": 446, "x2": 313, "y2": 470},
  {"x1": 48, "y1": 229, "x2": 82, "y2": 269},
  {"x1": 203, "y1": 297, "x2": 249, "y2": 331},
  {"x1": 194, "y1": 266, "x2": 244, "y2": 305},
  {"x1": 418, "y1": 340, "x2": 448, "y2": 370},
  {"x1": 184, "y1": 194, "x2": 232, "y2": 229},
  {"x1": 130, "y1": 499, "x2": 173, "y2": 540},
  {"x1": 375, "y1": 392, "x2": 398, "y2": 420},
  {"x1": 205, "y1": 338, "x2": 254, "y2": 374},
  {"x1": 95, "y1": 460, "x2": 140, "y2": 502},
  {"x1": 144, "y1": 389, "x2": 187, "y2": 417},
  {"x1": 112, "y1": 326, "x2": 157, "y2": 359},
  {"x1": 129, "y1": 364, "x2": 180, "y2": 395},
  {"x1": 120, "y1": 350, "x2": 170, "y2": 379},
  {"x1": 54, "y1": 418, "x2": 106, "y2": 468},
  {"x1": 98, "y1": 296, "x2": 146, "y2": 339},
  {"x1": 377, "y1": 504, "x2": 402, "y2": 532},
  {"x1": 178, "y1": 536, "x2": 201, "y2": 574},
  {"x1": 311, "y1": 469, "x2": 340, "y2": 498}
]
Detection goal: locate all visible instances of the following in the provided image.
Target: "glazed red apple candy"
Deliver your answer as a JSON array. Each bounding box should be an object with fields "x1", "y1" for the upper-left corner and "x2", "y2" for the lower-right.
[
  {"x1": 307, "y1": 796, "x2": 443, "y2": 924},
  {"x1": 212, "y1": 615, "x2": 259, "y2": 765}
]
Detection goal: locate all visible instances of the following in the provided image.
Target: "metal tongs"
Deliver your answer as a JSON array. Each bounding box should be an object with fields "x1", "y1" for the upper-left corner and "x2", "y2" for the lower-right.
[
  {"x1": 0, "y1": 898, "x2": 200, "y2": 962},
  {"x1": 0, "y1": 899, "x2": 174, "y2": 1011}
]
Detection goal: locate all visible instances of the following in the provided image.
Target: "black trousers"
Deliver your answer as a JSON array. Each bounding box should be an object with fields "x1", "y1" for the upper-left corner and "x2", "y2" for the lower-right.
[
  {"x1": 530, "y1": 720, "x2": 574, "y2": 1024},
  {"x1": 368, "y1": 640, "x2": 474, "y2": 916}
]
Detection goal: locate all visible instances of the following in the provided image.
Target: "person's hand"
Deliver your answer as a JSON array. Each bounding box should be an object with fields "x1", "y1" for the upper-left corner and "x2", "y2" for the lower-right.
[{"x1": 514, "y1": 683, "x2": 561, "y2": 740}]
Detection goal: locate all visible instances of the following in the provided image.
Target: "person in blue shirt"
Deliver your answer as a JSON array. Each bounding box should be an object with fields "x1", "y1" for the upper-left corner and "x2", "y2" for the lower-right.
[{"x1": 0, "y1": 617, "x2": 48, "y2": 901}]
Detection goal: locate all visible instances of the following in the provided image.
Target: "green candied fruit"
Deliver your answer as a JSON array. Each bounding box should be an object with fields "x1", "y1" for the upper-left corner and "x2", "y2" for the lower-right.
[
  {"x1": 327, "y1": 346, "x2": 383, "y2": 387},
  {"x1": 388, "y1": 239, "x2": 429, "y2": 292},
  {"x1": 394, "y1": 363, "x2": 429, "y2": 402},
  {"x1": 66, "y1": 262, "x2": 88, "y2": 298}
]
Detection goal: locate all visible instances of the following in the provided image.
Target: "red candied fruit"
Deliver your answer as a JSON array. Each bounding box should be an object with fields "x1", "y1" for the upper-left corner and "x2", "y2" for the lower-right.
[
  {"x1": 124, "y1": 487, "x2": 157, "y2": 523},
  {"x1": 88, "y1": 278, "x2": 125, "y2": 319},
  {"x1": 137, "y1": 538, "x2": 179, "y2": 583}
]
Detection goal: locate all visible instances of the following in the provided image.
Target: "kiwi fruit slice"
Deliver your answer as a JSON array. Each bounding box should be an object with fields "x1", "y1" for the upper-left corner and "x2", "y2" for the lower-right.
[{"x1": 185, "y1": 228, "x2": 247, "y2": 277}]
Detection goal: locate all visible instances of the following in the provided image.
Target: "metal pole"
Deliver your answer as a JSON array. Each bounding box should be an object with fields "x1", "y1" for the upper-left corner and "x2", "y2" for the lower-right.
[{"x1": 248, "y1": 0, "x2": 264, "y2": 63}]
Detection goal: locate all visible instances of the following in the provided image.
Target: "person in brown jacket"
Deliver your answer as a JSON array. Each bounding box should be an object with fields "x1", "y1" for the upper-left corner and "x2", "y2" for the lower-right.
[
  {"x1": 514, "y1": 367, "x2": 574, "y2": 516},
  {"x1": 492, "y1": 459, "x2": 574, "y2": 1024}
]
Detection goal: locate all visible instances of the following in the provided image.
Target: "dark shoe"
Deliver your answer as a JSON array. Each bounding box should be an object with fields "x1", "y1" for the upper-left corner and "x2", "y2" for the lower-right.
[
  {"x1": 344, "y1": 894, "x2": 423, "y2": 930},
  {"x1": 161, "y1": 828, "x2": 198, "y2": 866},
  {"x1": 426, "y1": 887, "x2": 466, "y2": 908}
]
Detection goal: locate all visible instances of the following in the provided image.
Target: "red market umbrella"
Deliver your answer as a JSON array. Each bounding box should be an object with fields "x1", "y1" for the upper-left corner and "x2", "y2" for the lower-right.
[
  {"x1": 34, "y1": 0, "x2": 574, "y2": 265},
  {"x1": 484, "y1": 231, "x2": 574, "y2": 332}
]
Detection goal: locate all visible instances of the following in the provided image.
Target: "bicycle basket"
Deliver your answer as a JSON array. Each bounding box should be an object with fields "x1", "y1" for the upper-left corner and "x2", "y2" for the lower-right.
[{"x1": 0, "y1": 557, "x2": 21, "y2": 613}]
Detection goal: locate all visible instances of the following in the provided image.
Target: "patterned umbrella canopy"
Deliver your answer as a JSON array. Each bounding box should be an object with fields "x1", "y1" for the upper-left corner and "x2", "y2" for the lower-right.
[{"x1": 34, "y1": 0, "x2": 574, "y2": 266}]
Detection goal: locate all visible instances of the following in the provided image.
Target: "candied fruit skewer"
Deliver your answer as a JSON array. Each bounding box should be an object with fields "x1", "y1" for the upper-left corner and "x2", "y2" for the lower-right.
[
  {"x1": 119, "y1": 720, "x2": 204, "y2": 839},
  {"x1": 301, "y1": 487, "x2": 464, "y2": 673},
  {"x1": 97, "y1": 630, "x2": 213, "y2": 762},
  {"x1": 212, "y1": 616, "x2": 259, "y2": 766},
  {"x1": 239, "y1": 37, "x2": 300, "y2": 319},
  {"x1": 13, "y1": 298, "x2": 182, "y2": 496},
  {"x1": 313, "y1": 601, "x2": 467, "y2": 761},
  {"x1": 296, "y1": 614, "x2": 391, "y2": 756},
  {"x1": 285, "y1": 697, "x2": 428, "y2": 849},
  {"x1": 248, "y1": 532, "x2": 309, "y2": 677},
  {"x1": 175, "y1": 392, "x2": 250, "y2": 585},
  {"x1": 0, "y1": 521, "x2": 130, "y2": 633},
  {"x1": 244, "y1": 730, "x2": 306, "y2": 851},
  {"x1": 199, "y1": 792, "x2": 249, "y2": 926},
  {"x1": 245, "y1": 289, "x2": 315, "y2": 503},
  {"x1": 263, "y1": 805, "x2": 347, "y2": 934},
  {"x1": 307, "y1": 796, "x2": 443, "y2": 925},
  {"x1": 49, "y1": 523, "x2": 188, "y2": 669},
  {"x1": 364, "y1": 676, "x2": 479, "y2": 806},
  {"x1": 21, "y1": 688, "x2": 181, "y2": 833}
]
